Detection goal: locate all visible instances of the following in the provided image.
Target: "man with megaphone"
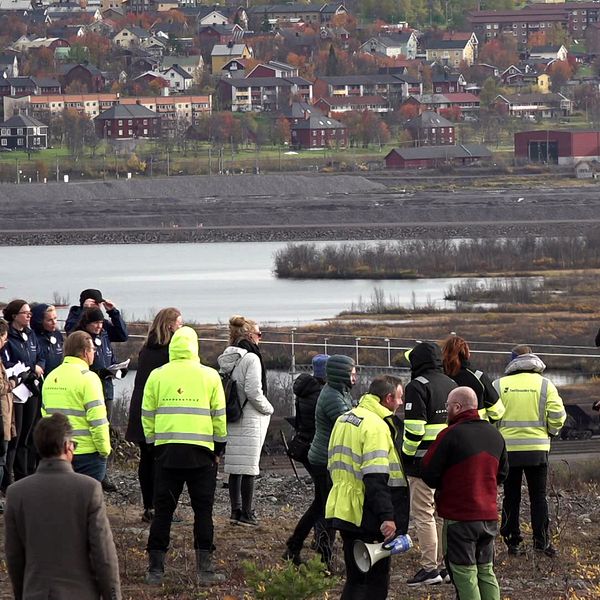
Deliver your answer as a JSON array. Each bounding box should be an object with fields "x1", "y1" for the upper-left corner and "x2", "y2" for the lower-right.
[{"x1": 325, "y1": 375, "x2": 409, "y2": 600}]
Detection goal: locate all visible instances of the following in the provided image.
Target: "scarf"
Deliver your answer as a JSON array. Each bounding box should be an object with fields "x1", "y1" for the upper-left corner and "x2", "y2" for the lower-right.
[{"x1": 236, "y1": 338, "x2": 268, "y2": 396}]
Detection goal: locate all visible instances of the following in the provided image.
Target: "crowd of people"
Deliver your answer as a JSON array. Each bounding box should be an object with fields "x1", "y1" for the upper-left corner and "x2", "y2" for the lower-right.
[{"x1": 0, "y1": 289, "x2": 568, "y2": 600}]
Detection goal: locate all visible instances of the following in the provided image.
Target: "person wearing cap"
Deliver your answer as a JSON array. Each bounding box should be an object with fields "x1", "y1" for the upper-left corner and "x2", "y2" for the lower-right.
[
  {"x1": 283, "y1": 353, "x2": 329, "y2": 565},
  {"x1": 41, "y1": 331, "x2": 111, "y2": 482},
  {"x1": 2, "y1": 300, "x2": 44, "y2": 486},
  {"x1": 402, "y1": 341, "x2": 457, "y2": 587},
  {"x1": 307, "y1": 354, "x2": 356, "y2": 569},
  {"x1": 326, "y1": 375, "x2": 408, "y2": 600},
  {"x1": 492, "y1": 345, "x2": 566, "y2": 557},
  {"x1": 65, "y1": 289, "x2": 121, "y2": 334}
]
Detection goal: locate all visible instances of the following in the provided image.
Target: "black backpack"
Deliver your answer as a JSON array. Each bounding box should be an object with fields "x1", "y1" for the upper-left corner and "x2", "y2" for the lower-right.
[{"x1": 221, "y1": 360, "x2": 248, "y2": 423}]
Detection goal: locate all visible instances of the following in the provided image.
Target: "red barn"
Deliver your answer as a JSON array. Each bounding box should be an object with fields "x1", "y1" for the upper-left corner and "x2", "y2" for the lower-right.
[
  {"x1": 514, "y1": 130, "x2": 600, "y2": 165},
  {"x1": 385, "y1": 144, "x2": 491, "y2": 169}
]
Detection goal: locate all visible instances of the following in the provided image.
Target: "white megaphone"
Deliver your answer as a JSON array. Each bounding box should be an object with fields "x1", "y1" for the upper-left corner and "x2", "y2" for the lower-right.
[{"x1": 353, "y1": 534, "x2": 413, "y2": 573}]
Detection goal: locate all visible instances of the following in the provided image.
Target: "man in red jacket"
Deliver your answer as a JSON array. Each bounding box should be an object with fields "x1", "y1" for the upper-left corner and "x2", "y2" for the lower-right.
[{"x1": 421, "y1": 386, "x2": 508, "y2": 600}]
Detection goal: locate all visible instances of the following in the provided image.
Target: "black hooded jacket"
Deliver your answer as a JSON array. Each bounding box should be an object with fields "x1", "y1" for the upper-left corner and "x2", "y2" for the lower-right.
[
  {"x1": 292, "y1": 373, "x2": 324, "y2": 444},
  {"x1": 402, "y1": 342, "x2": 457, "y2": 478}
]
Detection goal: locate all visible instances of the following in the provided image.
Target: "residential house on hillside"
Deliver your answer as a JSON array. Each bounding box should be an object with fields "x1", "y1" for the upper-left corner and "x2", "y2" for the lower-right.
[
  {"x1": 313, "y1": 74, "x2": 419, "y2": 105},
  {"x1": 0, "y1": 77, "x2": 61, "y2": 98},
  {"x1": 246, "y1": 60, "x2": 298, "y2": 78},
  {"x1": 403, "y1": 92, "x2": 480, "y2": 115},
  {"x1": 179, "y1": 6, "x2": 229, "y2": 30},
  {"x1": 405, "y1": 110, "x2": 455, "y2": 146},
  {"x1": 275, "y1": 29, "x2": 319, "y2": 58},
  {"x1": 314, "y1": 95, "x2": 389, "y2": 114},
  {"x1": 162, "y1": 64, "x2": 193, "y2": 91},
  {"x1": 161, "y1": 55, "x2": 203, "y2": 79},
  {"x1": 432, "y1": 72, "x2": 466, "y2": 94},
  {"x1": 426, "y1": 37, "x2": 477, "y2": 67},
  {"x1": 112, "y1": 27, "x2": 151, "y2": 48},
  {"x1": 495, "y1": 92, "x2": 572, "y2": 119},
  {"x1": 60, "y1": 64, "x2": 106, "y2": 93},
  {"x1": 500, "y1": 65, "x2": 550, "y2": 92},
  {"x1": 248, "y1": 3, "x2": 347, "y2": 27},
  {"x1": 290, "y1": 112, "x2": 347, "y2": 149},
  {"x1": 358, "y1": 31, "x2": 418, "y2": 60},
  {"x1": 220, "y1": 58, "x2": 249, "y2": 77},
  {"x1": 211, "y1": 42, "x2": 252, "y2": 72},
  {"x1": 529, "y1": 44, "x2": 568, "y2": 61},
  {"x1": 197, "y1": 23, "x2": 244, "y2": 45},
  {"x1": 0, "y1": 55, "x2": 18, "y2": 78},
  {"x1": 281, "y1": 100, "x2": 323, "y2": 124},
  {"x1": 95, "y1": 103, "x2": 160, "y2": 139},
  {"x1": 0, "y1": 114, "x2": 48, "y2": 150}
]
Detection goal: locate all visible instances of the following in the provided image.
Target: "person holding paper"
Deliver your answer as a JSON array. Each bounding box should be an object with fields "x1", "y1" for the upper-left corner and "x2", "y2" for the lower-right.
[
  {"x1": 0, "y1": 319, "x2": 16, "y2": 494},
  {"x1": 2, "y1": 300, "x2": 44, "y2": 486}
]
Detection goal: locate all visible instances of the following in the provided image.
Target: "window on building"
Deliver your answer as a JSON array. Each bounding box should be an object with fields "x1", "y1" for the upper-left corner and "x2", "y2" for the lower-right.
[
  {"x1": 143, "y1": 129, "x2": 148, "y2": 135},
  {"x1": 129, "y1": 129, "x2": 133, "y2": 135},
  {"x1": 17, "y1": 139, "x2": 23, "y2": 145},
  {"x1": 0, "y1": 139, "x2": 6, "y2": 146},
  {"x1": 118, "y1": 129, "x2": 123, "y2": 136},
  {"x1": 143, "y1": 119, "x2": 147, "y2": 125},
  {"x1": 107, "y1": 130, "x2": 111, "y2": 136},
  {"x1": 128, "y1": 120, "x2": 132, "y2": 125},
  {"x1": 118, "y1": 120, "x2": 123, "y2": 125},
  {"x1": 541, "y1": 24, "x2": 545, "y2": 28},
  {"x1": 17, "y1": 128, "x2": 23, "y2": 135}
]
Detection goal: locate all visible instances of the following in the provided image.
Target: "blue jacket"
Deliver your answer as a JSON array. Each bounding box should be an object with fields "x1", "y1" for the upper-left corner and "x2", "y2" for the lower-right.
[
  {"x1": 4, "y1": 325, "x2": 43, "y2": 372},
  {"x1": 72, "y1": 310, "x2": 128, "y2": 402},
  {"x1": 31, "y1": 304, "x2": 64, "y2": 375}
]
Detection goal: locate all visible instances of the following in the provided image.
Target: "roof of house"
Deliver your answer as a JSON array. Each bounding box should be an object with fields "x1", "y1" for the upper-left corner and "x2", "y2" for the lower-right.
[
  {"x1": 96, "y1": 103, "x2": 159, "y2": 120},
  {"x1": 427, "y1": 39, "x2": 470, "y2": 50},
  {"x1": 291, "y1": 114, "x2": 345, "y2": 130},
  {"x1": 317, "y1": 95, "x2": 387, "y2": 106},
  {"x1": 386, "y1": 144, "x2": 491, "y2": 160},
  {"x1": 211, "y1": 43, "x2": 248, "y2": 57},
  {"x1": 163, "y1": 64, "x2": 193, "y2": 79},
  {"x1": 281, "y1": 101, "x2": 323, "y2": 118},
  {"x1": 432, "y1": 72, "x2": 464, "y2": 83},
  {"x1": 496, "y1": 92, "x2": 568, "y2": 104},
  {"x1": 161, "y1": 55, "x2": 202, "y2": 68},
  {"x1": 1, "y1": 114, "x2": 48, "y2": 128},
  {"x1": 406, "y1": 110, "x2": 454, "y2": 128},
  {"x1": 409, "y1": 92, "x2": 479, "y2": 104},
  {"x1": 530, "y1": 45, "x2": 565, "y2": 54}
]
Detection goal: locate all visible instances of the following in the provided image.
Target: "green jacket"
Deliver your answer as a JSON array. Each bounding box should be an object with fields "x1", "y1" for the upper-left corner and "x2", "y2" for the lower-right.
[
  {"x1": 142, "y1": 327, "x2": 226, "y2": 452},
  {"x1": 308, "y1": 354, "x2": 355, "y2": 467},
  {"x1": 42, "y1": 356, "x2": 110, "y2": 457}
]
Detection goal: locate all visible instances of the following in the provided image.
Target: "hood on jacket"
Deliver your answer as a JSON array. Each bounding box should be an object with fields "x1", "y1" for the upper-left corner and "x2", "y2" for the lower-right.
[
  {"x1": 326, "y1": 354, "x2": 355, "y2": 390},
  {"x1": 169, "y1": 326, "x2": 200, "y2": 362},
  {"x1": 31, "y1": 303, "x2": 51, "y2": 335},
  {"x1": 217, "y1": 346, "x2": 248, "y2": 374},
  {"x1": 407, "y1": 341, "x2": 444, "y2": 378},
  {"x1": 504, "y1": 352, "x2": 546, "y2": 375},
  {"x1": 293, "y1": 372, "x2": 322, "y2": 398}
]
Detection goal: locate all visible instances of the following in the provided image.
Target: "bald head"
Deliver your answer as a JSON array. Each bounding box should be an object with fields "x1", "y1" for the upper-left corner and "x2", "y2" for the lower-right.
[{"x1": 446, "y1": 386, "x2": 478, "y2": 422}]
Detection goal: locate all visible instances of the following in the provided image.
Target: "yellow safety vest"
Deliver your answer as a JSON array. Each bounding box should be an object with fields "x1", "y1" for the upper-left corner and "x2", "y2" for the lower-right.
[
  {"x1": 41, "y1": 356, "x2": 111, "y2": 457},
  {"x1": 326, "y1": 394, "x2": 406, "y2": 527}
]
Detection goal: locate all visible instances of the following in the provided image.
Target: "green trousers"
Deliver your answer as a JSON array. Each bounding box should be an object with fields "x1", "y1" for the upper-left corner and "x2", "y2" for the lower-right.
[{"x1": 442, "y1": 519, "x2": 501, "y2": 600}]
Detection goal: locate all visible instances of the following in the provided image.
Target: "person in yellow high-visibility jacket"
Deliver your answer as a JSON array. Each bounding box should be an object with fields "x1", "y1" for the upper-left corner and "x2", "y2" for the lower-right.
[
  {"x1": 493, "y1": 345, "x2": 566, "y2": 557},
  {"x1": 41, "y1": 331, "x2": 110, "y2": 483},
  {"x1": 326, "y1": 375, "x2": 408, "y2": 600},
  {"x1": 142, "y1": 326, "x2": 226, "y2": 586}
]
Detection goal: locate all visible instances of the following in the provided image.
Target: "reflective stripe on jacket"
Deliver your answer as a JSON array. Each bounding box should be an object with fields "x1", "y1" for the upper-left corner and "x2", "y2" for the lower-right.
[
  {"x1": 41, "y1": 356, "x2": 111, "y2": 457},
  {"x1": 326, "y1": 394, "x2": 406, "y2": 528},
  {"x1": 493, "y1": 372, "x2": 566, "y2": 452},
  {"x1": 142, "y1": 327, "x2": 226, "y2": 451}
]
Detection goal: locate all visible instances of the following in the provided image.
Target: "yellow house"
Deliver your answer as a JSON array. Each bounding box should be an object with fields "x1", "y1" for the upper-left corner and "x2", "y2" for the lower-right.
[
  {"x1": 426, "y1": 38, "x2": 476, "y2": 67},
  {"x1": 535, "y1": 73, "x2": 550, "y2": 93},
  {"x1": 211, "y1": 43, "x2": 252, "y2": 73}
]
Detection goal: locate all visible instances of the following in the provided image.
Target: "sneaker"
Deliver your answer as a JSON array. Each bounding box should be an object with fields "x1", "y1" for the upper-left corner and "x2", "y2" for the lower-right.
[
  {"x1": 230, "y1": 509, "x2": 241, "y2": 524},
  {"x1": 534, "y1": 545, "x2": 557, "y2": 558},
  {"x1": 141, "y1": 509, "x2": 154, "y2": 523},
  {"x1": 237, "y1": 511, "x2": 258, "y2": 527},
  {"x1": 407, "y1": 568, "x2": 443, "y2": 586},
  {"x1": 507, "y1": 543, "x2": 526, "y2": 556},
  {"x1": 439, "y1": 568, "x2": 451, "y2": 583}
]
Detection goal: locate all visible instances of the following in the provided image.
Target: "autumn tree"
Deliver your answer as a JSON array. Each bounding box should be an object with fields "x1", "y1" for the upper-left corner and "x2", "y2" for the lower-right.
[
  {"x1": 272, "y1": 116, "x2": 291, "y2": 145},
  {"x1": 479, "y1": 36, "x2": 518, "y2": 70},
  {"x1": 326, "y1": 44, "x2": 339, "y2": 76},
  {"x1": 548, "y1": 60, "x2": 573, "y2": 92}
]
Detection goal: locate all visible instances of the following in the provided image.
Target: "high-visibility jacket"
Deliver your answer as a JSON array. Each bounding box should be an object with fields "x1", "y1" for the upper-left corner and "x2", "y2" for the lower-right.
[
  {"x1": 493, "y1": 372, "x2": 566, "y2": 454},
  {"x1": 326, "y1": 394, "x2": 407, "y2": 532},
  {"x1": 142, "y1": 327, "x2": 226, "y2": 452},
  {"x1": 41, "y1": 356, "x2": 111, "y2": 457}
]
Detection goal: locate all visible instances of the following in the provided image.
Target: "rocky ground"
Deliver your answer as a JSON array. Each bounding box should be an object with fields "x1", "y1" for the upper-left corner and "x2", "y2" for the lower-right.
[{"x1": 2, "y1": 452, "x2": 599, "y2": 600}]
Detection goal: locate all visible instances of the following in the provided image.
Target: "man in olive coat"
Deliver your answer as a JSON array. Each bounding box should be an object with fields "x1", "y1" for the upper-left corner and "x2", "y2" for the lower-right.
[{"x1": 4, "y1": 413, "x2": 121, "y2": 600}]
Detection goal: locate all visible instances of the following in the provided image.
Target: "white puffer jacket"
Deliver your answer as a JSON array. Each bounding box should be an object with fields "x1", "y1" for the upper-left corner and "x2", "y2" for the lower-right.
[{"x1": 218, "y1": 346, "x2": 274, "y2": 476}]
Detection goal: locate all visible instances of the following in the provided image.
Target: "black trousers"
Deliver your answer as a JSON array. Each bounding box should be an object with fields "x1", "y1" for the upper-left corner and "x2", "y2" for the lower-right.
[
  {"x1": 138, "y1": 442, "x2": 154, "y2": 510},
  {"x1": 147, "y1": 455, "x2": 217, "y2": 553},
  {"x1": 6, "y1": 395, "x2": 40, "y2": 484},
  {"x1": 287, "y1": 460, "x2": 333, "y2": 558},
  {"x1": 340, "y1": 530, "x2": 390, "y2": 600},
  {"x1": 310, "y1": 462, "x2": 336, "y2": 565},
  {"x1": 501, "y1": 463, "x2": 549, "y2": 549}
]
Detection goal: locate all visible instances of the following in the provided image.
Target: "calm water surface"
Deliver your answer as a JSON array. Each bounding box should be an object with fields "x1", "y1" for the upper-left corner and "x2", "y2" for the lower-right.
[{"x1": 1, "y1": 241, "x2": 468, "y2": 323}]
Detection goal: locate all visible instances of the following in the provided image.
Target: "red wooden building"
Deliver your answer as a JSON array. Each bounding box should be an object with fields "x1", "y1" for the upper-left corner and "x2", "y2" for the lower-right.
[
  {"x1": 514, "y1": 130, "x2": 600, "y2": 165},
  {"x1": 95, "y1": 104, "x2": 160, "y2": 140},
  {"x1": 291, "y1": 113, "x2": 347, "y2": 149},
  {"x1": 385, "y1": 144, "x2": 491, "y2": 169}
]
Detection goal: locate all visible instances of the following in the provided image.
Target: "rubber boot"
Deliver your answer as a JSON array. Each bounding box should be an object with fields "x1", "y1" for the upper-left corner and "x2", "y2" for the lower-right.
[
  {"x1": 196, "y1": 550, "x2": 226, "y2": 584},
  {"x1": 145, "y1": 550, "x2": 165, "y2": 585}
]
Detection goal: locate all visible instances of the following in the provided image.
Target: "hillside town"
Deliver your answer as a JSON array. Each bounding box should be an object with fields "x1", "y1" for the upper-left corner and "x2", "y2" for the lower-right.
[{"x1": 0, "y1": 0, "x2": 600, "y2": 172}]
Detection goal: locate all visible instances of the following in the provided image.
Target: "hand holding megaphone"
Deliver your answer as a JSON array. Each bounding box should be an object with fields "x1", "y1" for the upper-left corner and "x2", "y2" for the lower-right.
[{"x1": 353, "y1": 534, "x2": 413, "y2": 573}]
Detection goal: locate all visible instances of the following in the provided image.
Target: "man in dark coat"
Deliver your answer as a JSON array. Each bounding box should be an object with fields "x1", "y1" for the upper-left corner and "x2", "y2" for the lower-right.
[
  {"x1": 4, "y1": 413, "x2": 121, "y2": 600},
  {"x1": 422, "y1": 386, "x2": 508, "y2": 600}
]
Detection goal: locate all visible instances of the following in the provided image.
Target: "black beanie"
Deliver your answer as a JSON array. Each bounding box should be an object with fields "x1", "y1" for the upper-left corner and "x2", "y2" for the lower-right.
[{"x1": 85, "y1": 307, "x2": 104, "y2": 323}]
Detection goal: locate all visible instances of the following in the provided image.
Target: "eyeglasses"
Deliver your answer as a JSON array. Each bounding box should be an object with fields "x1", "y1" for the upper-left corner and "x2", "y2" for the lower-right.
[{"x1": 17, "y1": 311, "x2": 32, "y2": 316}]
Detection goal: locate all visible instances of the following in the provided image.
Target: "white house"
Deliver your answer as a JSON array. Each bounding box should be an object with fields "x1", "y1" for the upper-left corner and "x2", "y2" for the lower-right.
[{"x1": 359, "y1": 31, "x2": 418, "y2": 60}]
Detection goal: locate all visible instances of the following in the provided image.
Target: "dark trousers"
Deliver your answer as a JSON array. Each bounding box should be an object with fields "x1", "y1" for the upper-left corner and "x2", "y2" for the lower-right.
[
  {"x1": 340, "y1": 530, "x2": 390, "y2": 600},
  {"x1": 138, "y1": 442, "x2": 154, "y2": 510},
  {"x1": 72, "y1": 452, "x2": 107, "y2": 482},
  {"x1": 6, "y1": 395, "x2": 40, "y2": 483},
  {"x1": 228, "y1": 473, "x2": 255, "y2": 513},
  {"x1": 287, "y1": 460, "x2": 333, "y2": 558},
  {"x1": 501, "y1": 463, "x2": 549, "y2": 549},
  {"x1": 147, "y1": 457, "x2": 217, "y2": 553},
  {"x1": 310, "y1": 462, "x2": 336, "y2": 565}
]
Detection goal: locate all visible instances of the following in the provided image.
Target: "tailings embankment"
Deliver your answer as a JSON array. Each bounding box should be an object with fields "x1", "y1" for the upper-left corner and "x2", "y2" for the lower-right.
[{"x1": 2, "y1": 174, "x2": 600, "y2": 245}]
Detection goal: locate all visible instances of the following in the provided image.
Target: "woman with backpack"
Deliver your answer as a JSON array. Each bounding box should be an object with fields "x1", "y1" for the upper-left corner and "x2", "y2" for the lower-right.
[
  {"x1": 126, "y1": 307, "x2": 183, "y2": 522},
  {"x1": 218, "y1": 315, "x2": 273, "y2": 527}
]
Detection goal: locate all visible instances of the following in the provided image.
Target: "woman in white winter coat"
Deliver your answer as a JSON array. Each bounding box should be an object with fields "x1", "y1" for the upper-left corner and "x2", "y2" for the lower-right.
[{"x1": 218, "y1": 315, "x2": 273, "y2": 526}]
